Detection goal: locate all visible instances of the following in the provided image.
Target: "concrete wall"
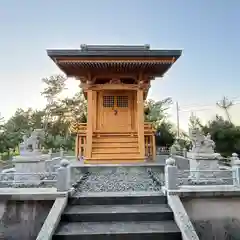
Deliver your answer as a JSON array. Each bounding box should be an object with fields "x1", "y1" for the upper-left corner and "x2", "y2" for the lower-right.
[
  {"x1": 182, "y1": 197, "x2": 240, "y2": 240},
  {"x1": 174, "y1": 156, "x2": 189, "y2": 170},
  {"x1": 155, "y1": 155, "x2": 190, "y2": 170},
  {"x1": 0, "y1": 200, "x2": 53, "y2": 240}
]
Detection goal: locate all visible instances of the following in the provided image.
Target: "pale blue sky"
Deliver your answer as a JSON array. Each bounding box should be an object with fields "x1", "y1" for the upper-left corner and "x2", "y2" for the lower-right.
[{"x1": 0, "y1": 0, "x2": 240, "y2": 130}]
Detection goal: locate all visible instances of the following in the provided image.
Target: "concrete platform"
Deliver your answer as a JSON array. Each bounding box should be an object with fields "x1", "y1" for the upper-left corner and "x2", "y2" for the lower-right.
[
  {"x1": 169, "y1": 185, "x2": 240, "y2": 197},
  {"x1": 0, "y1": 188, "x2": 67, "y2": 200}
]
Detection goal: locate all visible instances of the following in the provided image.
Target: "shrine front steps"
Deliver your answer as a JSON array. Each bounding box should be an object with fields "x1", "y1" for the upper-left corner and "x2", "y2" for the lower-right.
[
  {"x1": 90, "y1": 134, "x2": 141, "y2": 162},
  {"x1": 84, "y1": 156, "x2": 145, "y2": 164},
  {"x1": 53, "y1": 192, "x2": 182, "y2": 240}
]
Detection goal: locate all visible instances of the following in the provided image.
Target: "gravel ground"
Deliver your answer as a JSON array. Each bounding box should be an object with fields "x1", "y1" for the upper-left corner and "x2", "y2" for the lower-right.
[
  {"x1": 76, "y1": 167, "x2": 163, "y2": 192},
  {"x1": 74, "y1": 156, "x2": 234, "y2": 193}
]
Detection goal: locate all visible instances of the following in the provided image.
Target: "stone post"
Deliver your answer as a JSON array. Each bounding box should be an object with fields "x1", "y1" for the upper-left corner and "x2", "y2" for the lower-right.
[
  {"x1": 48, "y1": 149, "x2": 52, "y2": 160},
  {"x1": 232, "y1": 153, "x2": 240, "y2": 186},
  {"x1": 183, "y1": 148, "x2": 187, "y2": 158},
  {"x1": 231, "y1": 152, "x2": 239, "y2": 165},
  {"x1": 165, "y1": 156, "x2": 178, "y2": 190},
  {"x1": 60, "y1": 147, "x2": 64, "y2": 158},
  {"x1": 56, "y1": 159, "x2": 71, "y2": 192}
]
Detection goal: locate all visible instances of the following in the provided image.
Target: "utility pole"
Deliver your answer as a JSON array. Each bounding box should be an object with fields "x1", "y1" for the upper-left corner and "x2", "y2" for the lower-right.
[
  {"x1": 216, "y1": 96, "x2": 233, "y2": 123},
  {"x1": 176, "y1": 101, "x2": 180, "y2": 138}
]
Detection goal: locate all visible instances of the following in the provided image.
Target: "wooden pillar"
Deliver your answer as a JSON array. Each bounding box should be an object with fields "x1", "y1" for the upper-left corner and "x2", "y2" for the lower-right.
[
  {"x1": 75, "y1": 135, "x2": 79, "y2": 158},
  {"x1": 137, "y1": 89, "x2": 145, "y2": 158},
  {"x1": 92, "y1": 91, "x2": 97, "y2": 131},
  {"x1": 152, "y1": 134, "x2": 156, "y2": 161},
  {"x1": 86, "y1": 90, "x2": 93, "y2": 159}
]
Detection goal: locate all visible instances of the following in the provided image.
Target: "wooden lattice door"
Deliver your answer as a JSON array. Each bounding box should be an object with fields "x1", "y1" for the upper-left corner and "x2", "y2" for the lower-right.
[{"x1": 100, "y1": 91, "x2": 132, "y2": 132}]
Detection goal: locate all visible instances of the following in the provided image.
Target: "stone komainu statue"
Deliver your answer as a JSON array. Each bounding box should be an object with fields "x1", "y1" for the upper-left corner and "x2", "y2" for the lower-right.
[
  {"x1": 189, "y1": 128, "x2": 215, "y2": 154},
  {"x1": 20, "y1": 129, "x2": 44, "y2": 152}
]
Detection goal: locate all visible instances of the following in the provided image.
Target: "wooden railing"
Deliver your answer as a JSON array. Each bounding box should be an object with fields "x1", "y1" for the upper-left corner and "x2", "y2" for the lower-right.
[
  {"x1": 69, "y1": 122, "x2": 87, "y2": 134},
  {"x1": 144, "y1": 122, "x2": 155, "y2": 135},
  {"x1": 72, "y1": 122, "x2": 156, "y2": 160},
  {"x1": 76, "y1": 135, "x2": 86, "y2": 158},
  {"x1": 70, "y1": 123, "x2": 87, "y2": 157},
  {"x1": 144, "y1": 122, "x2": 156, "y2": 160}
]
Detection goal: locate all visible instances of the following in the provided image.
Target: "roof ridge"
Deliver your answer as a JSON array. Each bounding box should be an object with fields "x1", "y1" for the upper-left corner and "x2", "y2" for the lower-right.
[{"x1": 80, "y1": 44, "x2": 150, "y2": 51}]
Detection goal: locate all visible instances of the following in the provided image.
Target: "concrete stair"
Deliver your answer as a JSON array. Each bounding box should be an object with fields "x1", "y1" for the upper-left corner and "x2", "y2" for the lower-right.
[{"x1": 53, "y1": 193, "x2": 182, "y2": 239}]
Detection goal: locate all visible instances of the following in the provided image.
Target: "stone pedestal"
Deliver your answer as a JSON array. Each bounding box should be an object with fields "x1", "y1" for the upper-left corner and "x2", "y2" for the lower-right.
[
  {"x1": 12, "y1": 151, "x2": 49, "y2": 182},
  {"x1": 188, "y1": 153, "x2": 222, "y2": 184},
  {"x1": 187, "y1": 129, "x2": 223, "y2": 184}
]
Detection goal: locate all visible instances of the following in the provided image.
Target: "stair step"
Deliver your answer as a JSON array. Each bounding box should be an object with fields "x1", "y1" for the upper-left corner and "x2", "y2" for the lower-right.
[
  {"x1": 53, "y1": 221, "x2": 182, "y2": 240},
  {"x1": 92, "y1": 143, "x2": 138, "y2": 148},
  {"x1": 85, "y1": 156, "x2": 144, "y2": 160},
  {"x1": 69, "y1": 192, "x2": 167, "y2": 205},
  {"x1": 84, "y1": 159, "x2": 145, "y2": 164},
  {"x1": 92, "y1": 153, "x2": 141, "y2": 158},
  {"x1": 62, "y1": 204, "x2": 173, "y2": 222},
  {"x1": 93, "y1": 138, "x2": 138, "y2": 143},
  {"x1": 92, "y1": 149, "x2": 139, "y2": 154},
  {"x1": 93, "y1": 132, "x2": 138, "y2": 136}
]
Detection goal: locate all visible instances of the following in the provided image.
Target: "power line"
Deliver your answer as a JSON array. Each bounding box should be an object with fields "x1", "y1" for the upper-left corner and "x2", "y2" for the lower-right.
[
  {"x1": 231, "y1": 96, "x2": 240, "y2": 100},
  {"x1": 178, "y1": 97, "x2": 240, "y2": 110},
  {"x1": 178, "y1": 101, "x2": 240, "y2": 113},
  {"x1": 173, "y1": 97, "x2": 240, "y2": 131}
]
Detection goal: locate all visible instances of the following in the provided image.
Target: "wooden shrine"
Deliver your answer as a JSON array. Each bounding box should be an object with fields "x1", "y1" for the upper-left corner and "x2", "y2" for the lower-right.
[{"x1": 47, "y1": 45, "x2": 181, "y2": 164}]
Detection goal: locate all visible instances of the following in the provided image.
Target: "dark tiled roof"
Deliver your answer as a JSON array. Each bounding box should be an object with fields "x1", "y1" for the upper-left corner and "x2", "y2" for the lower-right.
[{"x1": 47, "y1": 44, "x2": 182, "y2": 59}]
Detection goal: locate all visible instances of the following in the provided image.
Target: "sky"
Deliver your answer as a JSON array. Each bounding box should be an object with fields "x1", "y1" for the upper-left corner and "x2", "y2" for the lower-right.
[{"x1": 0, "y1": 0, "x2": 240, "y2": 131}]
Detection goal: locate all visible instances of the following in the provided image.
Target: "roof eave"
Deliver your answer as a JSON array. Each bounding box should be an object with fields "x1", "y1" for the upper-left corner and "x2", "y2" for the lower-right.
[{"x1": 47, "y1": 49, "x2": 182, "y2": 60}]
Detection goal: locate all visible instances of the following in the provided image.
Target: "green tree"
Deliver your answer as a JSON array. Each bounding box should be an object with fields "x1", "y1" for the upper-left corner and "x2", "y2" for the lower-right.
[
  {"x1": 2, "y1": 108, "x2": 32, "y2": 152},
  {"x1": 144, "y1": 97, "x2": 172, "y2": 128},
  {"x1": 40, "y1": 74, "x2": 87, "y2": 150},
  {"x1": 188, "y1": 112, "x2": 203, "y2": 130},
  {"x1": 155, "y1": 122, "x2": 175, "y2": 147},
  {"x1": 202, "y1": 115, "x2": 240, "y2": 156},
  {"x1": 41, "y1": 74, "x2": 67, "y2": 132},
  {"x1": 30, "y1": 110, "x2": 45, "y2": 129},
  {"x1": 144, "y1": 98, "x2": 177, "y2": 147}
]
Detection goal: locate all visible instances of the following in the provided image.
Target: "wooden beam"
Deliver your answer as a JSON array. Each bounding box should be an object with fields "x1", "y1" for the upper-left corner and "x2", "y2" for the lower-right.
[
  {"x1": 80, "y1": 83, "x2": 139, "y2": 91},
  {"x1": 64, "y1": 67, "x2": 167, "y2": 78},
  {"x1": 92, "y1": 74, "x2": 138, "y2": 81}
]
